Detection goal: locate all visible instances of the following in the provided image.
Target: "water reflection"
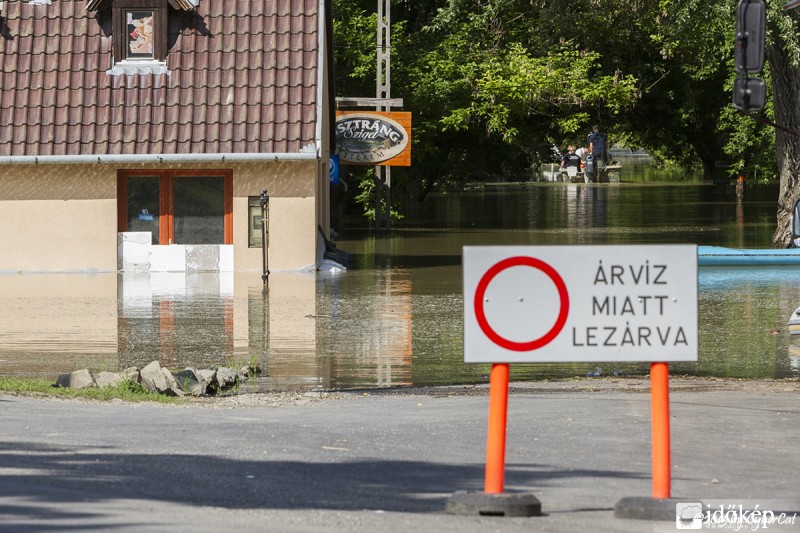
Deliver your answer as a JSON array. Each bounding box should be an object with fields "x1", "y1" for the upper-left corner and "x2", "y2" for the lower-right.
[
  {"x1": 1, "y1": 181, "x2": 798, "y2": 389},
  {"x1": 687, "y1": 267, "x2": 800, "y2": 379},
  {"x1": 317, "y1": 270, "x2": 413, "y2": 389},
  {"x1": 0, "y1": 274, "x2": 117, "y2": 377},
  {"x1": 118, "y1": 272, "x2": 235, "y2": 370}
]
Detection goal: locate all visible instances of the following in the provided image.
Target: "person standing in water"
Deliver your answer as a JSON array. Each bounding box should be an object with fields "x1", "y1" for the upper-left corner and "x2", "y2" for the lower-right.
[{"x1": 588, "y1": 125, "x2": 609, "y2": 165}]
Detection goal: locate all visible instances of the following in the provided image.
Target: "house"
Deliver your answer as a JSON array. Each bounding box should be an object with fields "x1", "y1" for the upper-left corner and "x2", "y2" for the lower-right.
[{"x1": 0, "y1": 0, "x2": 334, "y2": 273}]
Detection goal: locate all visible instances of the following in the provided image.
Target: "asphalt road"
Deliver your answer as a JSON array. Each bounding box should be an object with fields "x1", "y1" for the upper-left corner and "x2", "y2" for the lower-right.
[{"x1": 1, "y1": 378, "x2": 799, "y2": 532}]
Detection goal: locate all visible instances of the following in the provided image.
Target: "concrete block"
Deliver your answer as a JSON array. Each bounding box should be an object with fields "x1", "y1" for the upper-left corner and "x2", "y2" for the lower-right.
[{"x1": 445, "y1": 491, "x2": 541, "y2": 517}]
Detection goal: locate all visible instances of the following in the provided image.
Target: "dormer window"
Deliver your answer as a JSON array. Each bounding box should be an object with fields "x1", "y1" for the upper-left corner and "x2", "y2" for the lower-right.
[
  {"x1": 87, "y1": 0, "x2": 198, "y2": 67},
  {"x1": 113, "y1": 1, "x2": 167, "y2": 63}
]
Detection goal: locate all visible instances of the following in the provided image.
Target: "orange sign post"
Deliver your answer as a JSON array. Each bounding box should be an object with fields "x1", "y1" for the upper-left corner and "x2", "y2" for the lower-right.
[
  {"x1": 446, "y1": 358, "x2": 541, "y2": 516},
  {"x1": 484, "y1": 363, "x2": 510, "y2": 494},
  {"x1": 650, "y1": 362, "x2": 671, "y2": 499}
]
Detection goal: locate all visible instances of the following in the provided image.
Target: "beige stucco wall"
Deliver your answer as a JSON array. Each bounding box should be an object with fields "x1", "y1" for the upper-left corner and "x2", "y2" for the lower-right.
[
  {"x1": 0, "y1": 165, "x2": 118, "y2": 271},
  {"x1": 0, "y1": 159, "x2": 323, "y2": 272},
  {"x1": 232, "y1": 160, "x2": 319, "y2": 272}
]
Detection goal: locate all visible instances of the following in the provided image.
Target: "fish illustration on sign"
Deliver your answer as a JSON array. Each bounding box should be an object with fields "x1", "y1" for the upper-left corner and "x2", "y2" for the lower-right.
[{"x1": 335, "y1": 113, "x2": 409, "y2": 165}]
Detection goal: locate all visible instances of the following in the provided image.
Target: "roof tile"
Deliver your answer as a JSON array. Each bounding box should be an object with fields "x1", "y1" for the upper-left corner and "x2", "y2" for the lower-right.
[{"x1": 0, "y1": 0, "x2": 320, "y2": 157}]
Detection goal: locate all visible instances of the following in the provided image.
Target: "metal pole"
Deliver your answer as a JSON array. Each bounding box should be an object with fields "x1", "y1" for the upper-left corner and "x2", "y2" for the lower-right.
[
  {"x1": 259, "y1": 189, "x2": 269, "y2": 284},
  {"x1": 375, "y1": 0, "x2": 392, "y2": 233}
]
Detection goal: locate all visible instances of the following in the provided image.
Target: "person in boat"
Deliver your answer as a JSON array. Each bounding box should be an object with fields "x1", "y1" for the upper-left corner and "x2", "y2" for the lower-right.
[
  {"x1": 588, "y1": 125, "x2": 610, "y2": 165},
  {"x1": 560, "y1": 145, "x2": 582, "y2": 170}
]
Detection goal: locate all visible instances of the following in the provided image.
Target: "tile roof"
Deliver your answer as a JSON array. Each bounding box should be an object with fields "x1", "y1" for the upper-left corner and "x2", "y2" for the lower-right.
[{"x1": 0, "y1": 0, "x2": 320, "y2": 158}]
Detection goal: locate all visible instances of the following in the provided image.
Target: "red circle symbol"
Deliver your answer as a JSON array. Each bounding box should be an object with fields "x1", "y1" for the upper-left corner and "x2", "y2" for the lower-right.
[{"x1": 474, "y1": 256, "x2": 569, "y2": 351}]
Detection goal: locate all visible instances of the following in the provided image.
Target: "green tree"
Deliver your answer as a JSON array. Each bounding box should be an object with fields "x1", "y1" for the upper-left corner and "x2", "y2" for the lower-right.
[
  {"x1": 766, "y1": 2, "x2": 800, "y2": 246},
  {"x1": 330, "y1": 0, "x2": 783, "y2": 218},
  {"x1": 331, "y1": 0, "x2": 378, "y2": 97},
  {"x1": 533, "y1": 0, "x2": 773, "y2": 181},
  {"x1": 398, "y1": 1, "x2": 638, "y2": 195}
]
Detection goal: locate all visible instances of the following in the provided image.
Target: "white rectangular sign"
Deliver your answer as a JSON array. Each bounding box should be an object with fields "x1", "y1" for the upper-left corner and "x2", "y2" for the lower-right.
[{"x1": 463, "y1": 245, "x2": 698, "y2": 363}]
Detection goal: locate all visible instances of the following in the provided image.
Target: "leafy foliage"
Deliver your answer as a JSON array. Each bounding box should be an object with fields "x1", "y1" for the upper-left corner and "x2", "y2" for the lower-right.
[
  {"x1": 331, "y1": 0, "x2": 789, "y2": 214},
  {"x1": 354, "y1": 170, "x2": 405, "y2": 222}
]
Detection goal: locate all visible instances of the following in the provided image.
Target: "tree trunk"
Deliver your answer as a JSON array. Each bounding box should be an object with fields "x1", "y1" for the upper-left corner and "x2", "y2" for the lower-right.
[{"x1": 767, "y1": 36, "x2": 800, "y2": 247}]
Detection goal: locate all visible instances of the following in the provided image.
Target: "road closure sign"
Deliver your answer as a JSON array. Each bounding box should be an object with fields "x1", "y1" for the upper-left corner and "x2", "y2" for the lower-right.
[{"x1": 463, "y1": 245, "x2": 698, "y2": 363}]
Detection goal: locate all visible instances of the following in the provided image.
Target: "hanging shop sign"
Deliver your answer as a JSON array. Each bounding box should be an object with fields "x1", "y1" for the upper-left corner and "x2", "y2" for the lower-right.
[{"x1": 335, "y1": 111, "x2": 411, "y2": 166}]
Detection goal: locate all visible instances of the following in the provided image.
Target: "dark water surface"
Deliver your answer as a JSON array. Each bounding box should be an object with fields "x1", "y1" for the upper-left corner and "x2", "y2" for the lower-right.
[{"x1": 1, "y1": 171, "x2": 798, "y2": 390}]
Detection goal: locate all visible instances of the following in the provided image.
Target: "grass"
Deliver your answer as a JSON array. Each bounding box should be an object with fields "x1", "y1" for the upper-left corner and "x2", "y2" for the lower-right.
[{"x1": 0, "y1": 377, "x2": 178, "y2": 404}]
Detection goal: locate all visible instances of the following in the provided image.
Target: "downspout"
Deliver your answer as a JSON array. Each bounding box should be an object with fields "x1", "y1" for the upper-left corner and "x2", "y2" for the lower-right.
[
  {"x1": 315, "y1": 0, "x2": 326, "y2": 158},
  {"x1": 325, "y1": 0, "x2": 336, "y2": 154},
  {"x1": 313, "y1": 0, "x2": 331, "y2": 263}
]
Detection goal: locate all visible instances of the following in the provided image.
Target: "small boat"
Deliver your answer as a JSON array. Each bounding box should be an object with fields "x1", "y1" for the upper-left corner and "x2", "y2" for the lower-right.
[
  {"x1": 697, "y1": 246, "x2": 800, "y2": 266},
  {"x1": 558, "y1": 163, "x2": 623, "y2": 183},
  {"x1": 789, "y1": 345, "x2": 800, "y2": 371},
  {"x1": 789, "y1": 308, "x2": 800, "y2": 335}
]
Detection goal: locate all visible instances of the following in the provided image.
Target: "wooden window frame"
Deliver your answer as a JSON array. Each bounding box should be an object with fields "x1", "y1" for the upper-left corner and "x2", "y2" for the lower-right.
[
  {"x1": 112, "y1": 0, "x2": 168, "y2": 62},
  {"x1": 118, "y1": 169, "x2": 233, "y2": 245}
]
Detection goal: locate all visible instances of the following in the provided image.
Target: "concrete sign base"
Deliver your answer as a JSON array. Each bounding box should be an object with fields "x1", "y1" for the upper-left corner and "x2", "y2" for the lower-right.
[{"x1": 445, "y1": 491, "x2": 542, "y2": 517}]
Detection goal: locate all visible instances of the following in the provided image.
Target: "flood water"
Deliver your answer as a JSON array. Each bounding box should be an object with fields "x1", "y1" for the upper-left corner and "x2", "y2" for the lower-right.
[{"x1": 2, "y1": 157, "x2": 799, "y2": 389}]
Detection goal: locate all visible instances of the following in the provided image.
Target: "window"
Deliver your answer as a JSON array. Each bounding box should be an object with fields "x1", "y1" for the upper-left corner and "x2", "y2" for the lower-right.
[
  {"x1": 118, "y1": 170, "x2": 233, "y2": 245},
  {"x1": 125, "y1": 176, "x2": 161, "y2": 242},
  {"x1": 125, "y1": 11, "x2": 156, "y2": 59},
  {"x1": 112, "y1": 0, "x2": 167, "y2": 62}
]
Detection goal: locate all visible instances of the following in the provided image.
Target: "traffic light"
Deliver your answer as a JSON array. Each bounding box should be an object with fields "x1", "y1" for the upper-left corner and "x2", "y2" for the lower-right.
[
  {"x1": 733, "y1": 0, "x2": 766, "y2": 113},
  {"x1": 732, "y1": 77, "x2": 766, "y2": 114},
  {"x1": 735, "y1": 0, "x2": 765, "y2": 74}
]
